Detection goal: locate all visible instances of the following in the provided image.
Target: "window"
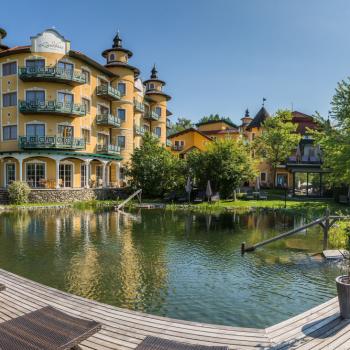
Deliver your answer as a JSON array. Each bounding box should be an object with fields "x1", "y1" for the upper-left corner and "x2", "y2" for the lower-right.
[
  {"x1": 82, "y1": 69, "x2": 90, "y2": 84},
  {"x1": 98, "y1": 133, "x2": 108, "y2": 146},
  {"x1": 117, "y1": 82, "x2": 126, "y2": 96},
  {"x1": 81, "y1": 164, "x2": 87, "y2": 188},
  {"x1": 59, "y1": 163, "x2": 73, "y2": 188},
  {"x1": 109, "y1": 53, "x2": 115, "y2": 62},
  {"x1": 2, "y1": 62, "x2": 17, "y2": 76},
  {"x1": 175, "y1": 140, "x2": 184, "y2": 146},
  {"x1": 117, "y1": 108, "x2": 126, "y2": 122},
  {"x1": 143, "y1": 124, "x2": 149, "y2": 132},
  {"x1": 5, "y1": 163, "x2": 15, "y2": 187},
  {"x1": 26, "y1": 123, "x2": 45, "y2": 137},
  {"x1": 260, "y1": 172, "x2": 267, "y2": 182},
  {"x1": 57, "y1": 61, "x2": 73, "y2": 74},
  {"x1": 26, "y1": 59, "x2": 45, "y2": 69},
  {"x1": 155, "y1": 107, "x2": 162, "y2": 116},
  {"x1": 3, "y1": 92, "x2": 17, "y2": 107},
  {"x1": 26, "y1": 90, "x2": 44, "y2": 103},
  {"x1": 99, "y1": 79, "x2": 108, "y2": 87},
  {"x1": 154, "y1": 127, "x2": 161, "y2": 137},
  {"x1": 58, "y1": 92, "x2": 73, "y2": 104},
  {"x1": 58, "y1": 125, "x2": 73, "y2": 138},
  {"x1": 82, "y1": 129, "x2": 90, "y2": 144},
  {"x1": 26, "y1": 163, "x2": 45, "y2": 188},
  {"x1": 117, "y1": 136, "x2": 125, "y2": 148},
  {"x1": 149, "y1": 83, "x2": 155, "y2": 90},
  {"x1": 3, "y1": 125, "x2": 17, "y2": 140},
  {"x1": 99, "y1": 105, "x2": 109, "y2": 115},
  {"x1": 82, "y1": 98, "x2": 90, "y2": 113},
  {"x1": 96, "y1": 165, "x2": 103, "y2": 185}
]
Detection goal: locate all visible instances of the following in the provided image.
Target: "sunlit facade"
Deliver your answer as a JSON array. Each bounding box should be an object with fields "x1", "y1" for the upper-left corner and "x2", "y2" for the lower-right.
[{"x1": 0, "y1": 28, "x2": 171, "y2": 189}]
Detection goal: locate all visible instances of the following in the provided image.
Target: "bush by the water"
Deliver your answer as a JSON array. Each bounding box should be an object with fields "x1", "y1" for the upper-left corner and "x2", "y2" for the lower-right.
[
  {"x1": 329, "y1": 220, "x2": 350, "y2": 248},
  {"x1": 8, "y1": 181, "x2": 31, "y2": 204}
]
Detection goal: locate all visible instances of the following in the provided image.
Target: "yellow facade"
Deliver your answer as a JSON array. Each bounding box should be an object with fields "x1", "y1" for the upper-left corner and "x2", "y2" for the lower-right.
[
  {"x1": 168, "y1": 128, "x2": 212, "y2": 158},
  {"x1": 0, "y1": 29, "x2": 171, "y2": 188}
]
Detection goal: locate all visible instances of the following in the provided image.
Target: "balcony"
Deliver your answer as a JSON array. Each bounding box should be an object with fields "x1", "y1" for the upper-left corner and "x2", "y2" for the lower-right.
[
  {"x1": 152, "y1": 132, "x2": 161, "y2": 139},
  {"x1": 19, "y1": 100, "x2": 86, "y2": 117},
  {"x1": 166, "y1": 118, "x2": 172, "y2": 128},
  {"x1": 19, "y1": 66, "x2": 86, "y2": 86},
  {"x1": 134, "y1": 125, "x2": 146, "y2": 136},
  {"x1": 172, "y1": 144, "x2": 184, "y2": 151},
  {"x1": 96, "y1": 114, "x2": 121, "y2": 128},
  {"x1": 96, "y1": 85, "x2": 121, "y2": 101},
  {"x1": 96, "y1": 144, "x2": 121, "y2": 155},
  {"x1": 134, "y1": 99, "x2": 145, "y2": 113},
  {"x1": 144, "y1": 111, "x2": 160, "y2": 121},
  {"x1": 19, "y1": 136, "x2": 86, "y2": 150}
]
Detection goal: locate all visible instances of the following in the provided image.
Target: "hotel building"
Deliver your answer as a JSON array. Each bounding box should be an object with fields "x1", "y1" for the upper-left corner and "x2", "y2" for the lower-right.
[{"x1": 0, "y1": 28, "x2": 171, "y2": 189}]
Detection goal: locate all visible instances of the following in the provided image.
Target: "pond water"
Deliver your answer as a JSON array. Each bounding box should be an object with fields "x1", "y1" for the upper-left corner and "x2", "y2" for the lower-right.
[{"x1": 0, "y1": 208, "x2": 342, "y2": 328}]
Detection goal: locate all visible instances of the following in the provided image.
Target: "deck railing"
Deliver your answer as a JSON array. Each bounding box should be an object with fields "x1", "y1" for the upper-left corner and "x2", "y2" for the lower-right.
[
  {"x1": 145, "y1": 111, "x2": 160, "y2": 121},
  {"x1": 96, "y1": 144, "x2": 121, "y2": 155},
  {"x1": 96, "y1": 114, "x2": 121, "y2": 128},
  {"x1": 96, "y1": 85, "x2": 121, "y2": 100},
  {"x1": 133, "y1": 99, "x2": 146, "y2": 113},
  {"x1": 134, "y1": 125, "x2": 146, "y2": 136},
  {"x1": 19, "y1": 66, "x2": 86, "y2": 85},
  {"x1": 19, "y1": 136, "x2": 86, "y2": 150},
  {"x1": 19, "y1": 100, "x2": 86, "y2": 116}
]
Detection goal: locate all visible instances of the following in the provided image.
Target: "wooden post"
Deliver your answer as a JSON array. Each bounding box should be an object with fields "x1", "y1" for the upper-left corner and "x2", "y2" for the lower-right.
[
  {"x1": 241, "y1": 242, "x2": 245, "y2": 255},
  {"x1": 323, "y1": 207, "x2": 330, "y2": 250}
]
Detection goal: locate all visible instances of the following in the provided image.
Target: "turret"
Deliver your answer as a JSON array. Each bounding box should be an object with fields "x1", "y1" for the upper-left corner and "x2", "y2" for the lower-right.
[
  {"x1": 143, "y1": 64, "x2": 167, "y2": 93},
  {"x1": 0, "y1": 28, "x2": 9, "y2": 51},
  {"x1": 241, "y1": 108, "x2": 253, "y2": 127},
  {"x1": 102, "y1": 31, "x2": 133, "y2": 64}
]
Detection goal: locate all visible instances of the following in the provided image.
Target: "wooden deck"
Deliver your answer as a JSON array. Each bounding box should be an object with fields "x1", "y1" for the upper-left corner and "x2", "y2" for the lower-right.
[{"x1": 0, "y1": 268, "x2": 348, "y2": 349}]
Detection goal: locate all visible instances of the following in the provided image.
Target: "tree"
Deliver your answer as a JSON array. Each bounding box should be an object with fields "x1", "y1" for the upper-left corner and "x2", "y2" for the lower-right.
[
  {"x1": 127, "y1": 133, "x2": 185, "y2": 197},
  {"x1": 169, "y1": 117, "x2": 193, "y2": 134},
  {"x1": 253, "y1": 110, "x2": 301, "y2": 188},
  {"x1": 197, "y1": 114, "x2": 237, "y2": 127},
  {"x1": 313, "y1": 78, "x2": 350, "y2": 189},
  {"x1": 187, "y1": 139, "x2": 256, "y2": 198}
]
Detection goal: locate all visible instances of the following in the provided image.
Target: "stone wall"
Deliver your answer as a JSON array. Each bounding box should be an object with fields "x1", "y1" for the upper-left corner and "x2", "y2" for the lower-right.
[{"x1": 28, "y1": 188, "x2": 128, "y2": 203}]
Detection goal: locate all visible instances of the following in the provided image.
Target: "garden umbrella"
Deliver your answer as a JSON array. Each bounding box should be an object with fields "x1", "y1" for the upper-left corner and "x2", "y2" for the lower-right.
[
  {"x1": 185, "y1": 177, "x2": 192, "y2": 203},
  {"x1": 206, "y1": 180, "x2": 213, "y2": 202},
  {"x1": 255, "y1": 176, "x2": 260, "y2": 191}
]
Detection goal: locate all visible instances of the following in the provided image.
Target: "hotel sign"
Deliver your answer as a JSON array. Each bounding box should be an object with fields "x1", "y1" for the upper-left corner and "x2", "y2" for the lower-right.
[{"x1": 31, "y1": 29, "x2": 70, "y2": 54}]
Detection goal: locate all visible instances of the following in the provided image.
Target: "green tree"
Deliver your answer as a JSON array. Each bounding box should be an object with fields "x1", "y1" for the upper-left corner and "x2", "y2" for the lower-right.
[
  {"x1": 198, "y1": 114, "x2": 237, "y2": 127},
  {"x1": 253, "y1": 110, "x2": 301, "y2": 188},
  {"x1": 127, "y1": 133, "x2": 185, "y2": 197},
  {"x1": 187, "y1": 139, "x2": 256, "y2": 198},
  {"x1": 313, "y1": 78, "x2": 350, "y2": 189},
  {"x1": 170, "y1": 117, "x2": 193, "y2": 134}
]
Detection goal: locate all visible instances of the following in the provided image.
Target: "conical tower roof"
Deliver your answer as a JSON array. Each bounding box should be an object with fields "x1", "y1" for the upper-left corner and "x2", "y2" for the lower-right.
[
  {"x1": 143, "y1": 64, "x2": 166, "y2": 86},
  {"x1": 247, "y1": 107, "x2": 270, "y2": 129},
  {"x1": 102, "y1": 30, "x2": 133, "y2": 58}
]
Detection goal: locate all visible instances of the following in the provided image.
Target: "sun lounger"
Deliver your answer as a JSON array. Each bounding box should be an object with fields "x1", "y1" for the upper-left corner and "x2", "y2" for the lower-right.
[
  {"x1": 0, "y1": 305, "x2": 101, "y2": 349},
  {"x1": 258, "y1": 191, "x2": 268, "y2": 200},
  {"x1": 339, "y1": 195, "x2": 349, "y2": 204},
  {"x1": 136, "y1": 336, "x2": 229, "y2": 350},
  {"x1": 245, "y1": 190, "x2": 254, "y2": 200},
  {"x1": 193, "y1": 191, "x2": 205, "y2": 203},
  {"x1": 211, "y1": 192, "x2": 220, "y2": 202}
]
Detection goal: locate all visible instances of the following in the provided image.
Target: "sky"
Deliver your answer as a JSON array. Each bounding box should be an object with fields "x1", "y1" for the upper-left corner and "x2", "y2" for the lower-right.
[{"x1": 1, "y1": 0, "x2": 349, "y2": 124}]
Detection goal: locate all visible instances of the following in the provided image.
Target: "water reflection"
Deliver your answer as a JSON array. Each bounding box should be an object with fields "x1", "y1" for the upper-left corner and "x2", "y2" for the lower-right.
[{"x1": 0, "y1": 208, "x2": 340, "y2": 328}]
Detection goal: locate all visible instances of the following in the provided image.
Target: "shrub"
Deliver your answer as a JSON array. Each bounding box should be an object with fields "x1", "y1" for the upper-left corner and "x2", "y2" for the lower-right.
[
  {"x1": 8, "y1": 181, "x2": 31, "y2": 204},
  {"x1": 329, "y1": 220, "x2": 350, "y2": 248}
]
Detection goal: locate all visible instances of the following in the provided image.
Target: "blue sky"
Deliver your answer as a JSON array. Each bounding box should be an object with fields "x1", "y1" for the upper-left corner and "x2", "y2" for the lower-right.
[{"x1": 1, "y1": 0, "x2": 349, "y2": 124}]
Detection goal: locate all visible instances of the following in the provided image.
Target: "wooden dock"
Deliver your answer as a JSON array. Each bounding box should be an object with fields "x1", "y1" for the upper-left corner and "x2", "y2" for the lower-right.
[{"x1": 0, "y1": 268, "x2": 348, "y2": 349}]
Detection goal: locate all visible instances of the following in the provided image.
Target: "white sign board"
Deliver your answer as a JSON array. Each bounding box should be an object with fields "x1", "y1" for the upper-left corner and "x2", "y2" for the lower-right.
[{"x1": 31, "y1": 29, "x2": 70, "y2": 54}]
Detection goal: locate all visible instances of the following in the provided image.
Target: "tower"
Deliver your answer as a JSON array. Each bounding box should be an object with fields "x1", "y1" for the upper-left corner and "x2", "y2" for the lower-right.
[
  {"x1": 102, "y1": 31, "x2": 140, "y2": 165},
  {"x1": 143, "y1": 65, "x2": 171, "y2": 146}
]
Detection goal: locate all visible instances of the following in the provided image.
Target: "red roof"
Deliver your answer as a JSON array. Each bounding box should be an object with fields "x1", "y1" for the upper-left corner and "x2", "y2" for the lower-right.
[{"x1": 291, "y1": 111, "x2": 319, "y2": 135}]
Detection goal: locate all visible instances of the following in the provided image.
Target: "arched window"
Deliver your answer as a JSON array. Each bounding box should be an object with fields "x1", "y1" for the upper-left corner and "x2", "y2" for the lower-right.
[{"x1": 109, "y1": 53, "x2": 115, "y2": 62}]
